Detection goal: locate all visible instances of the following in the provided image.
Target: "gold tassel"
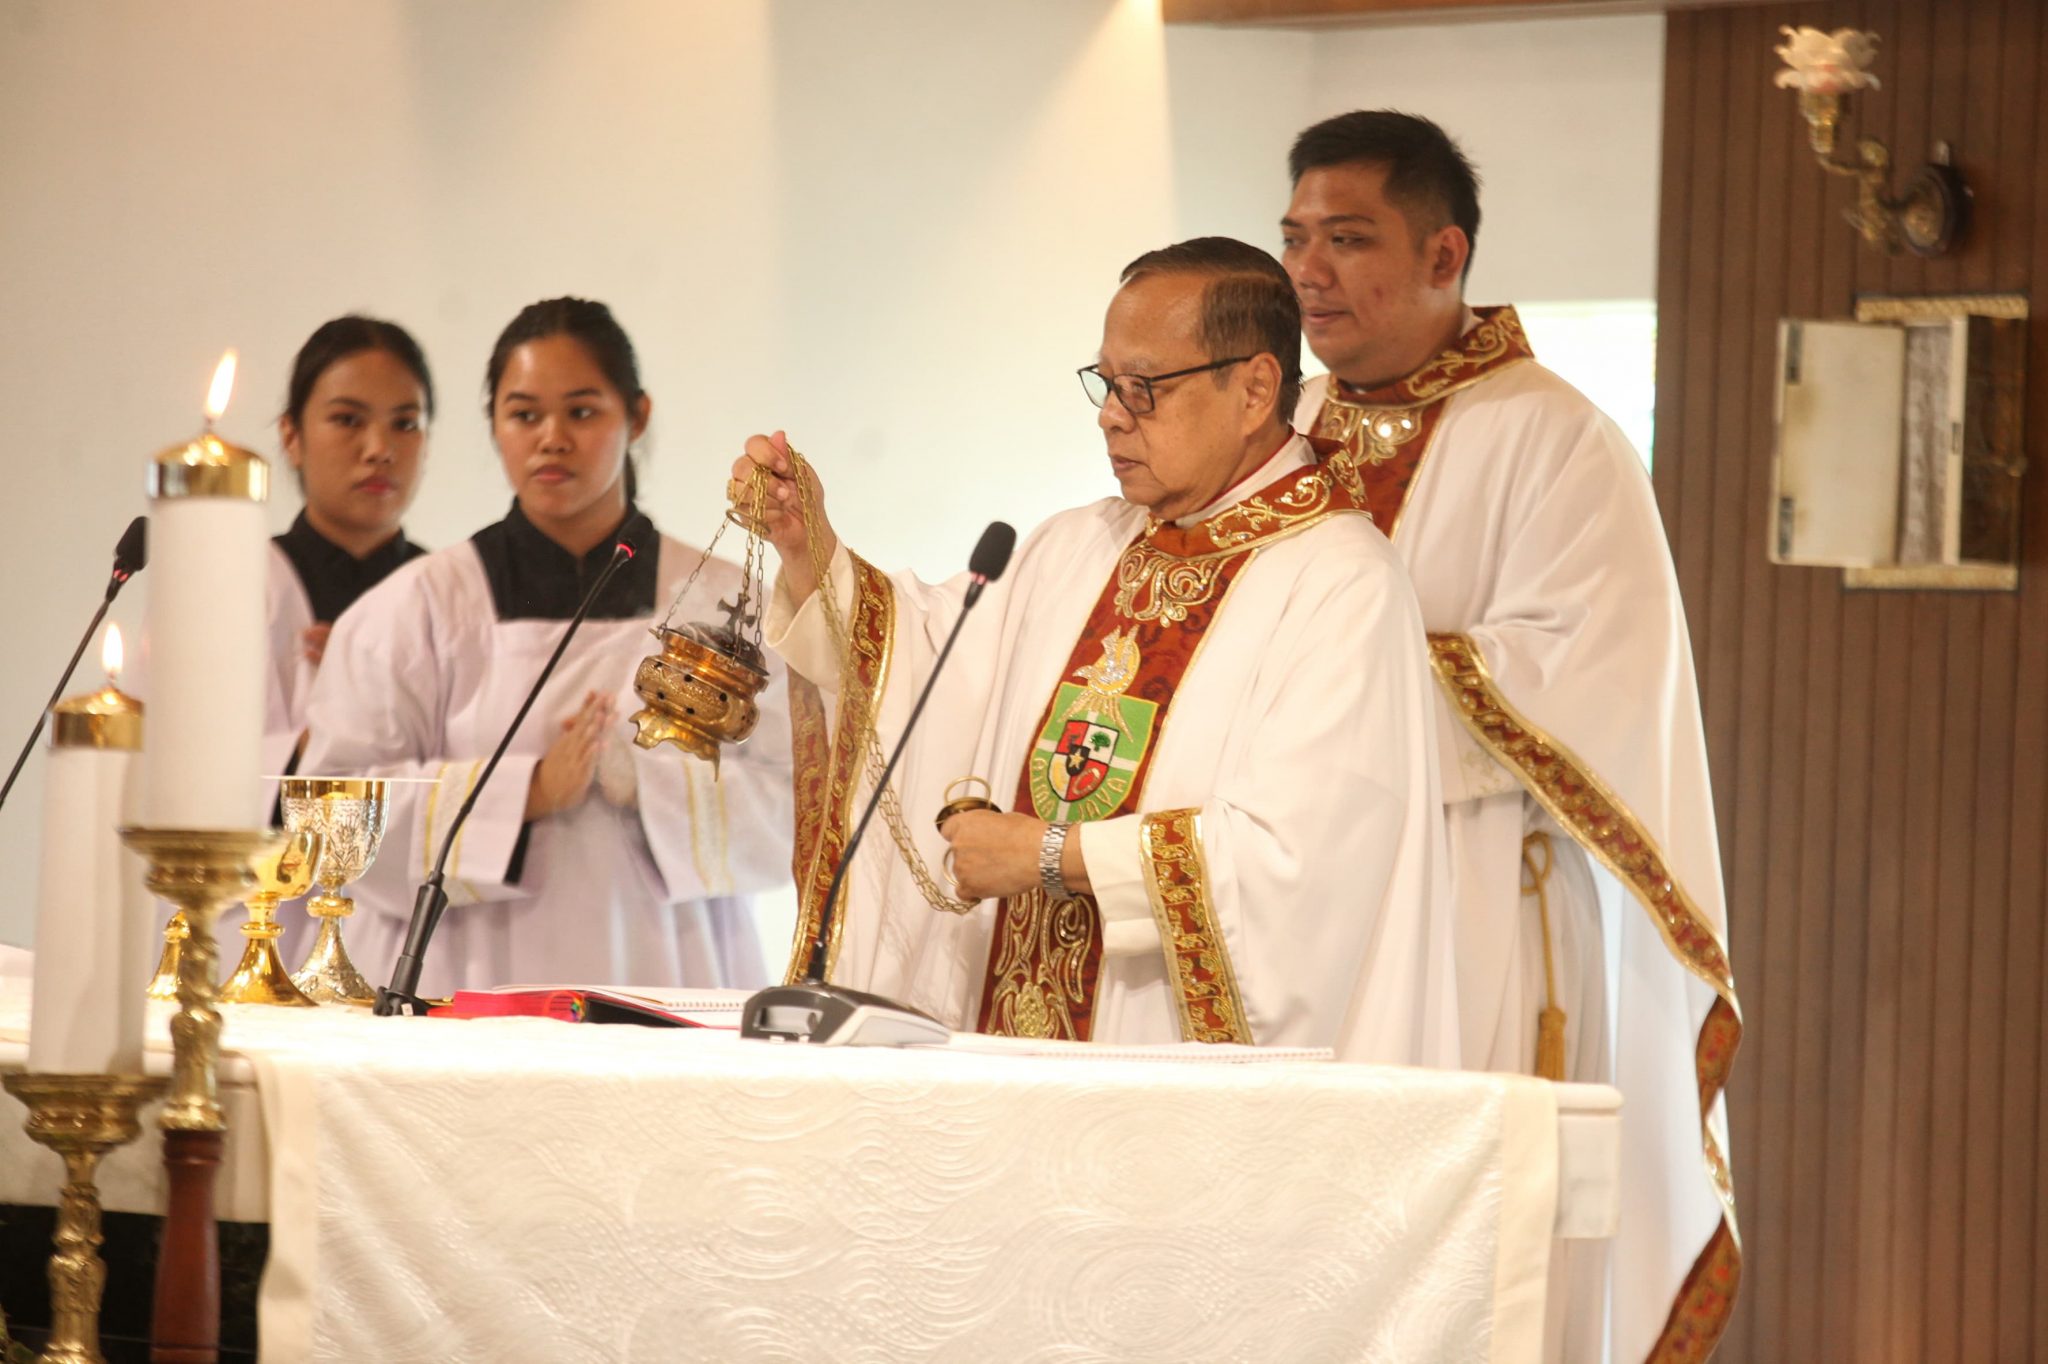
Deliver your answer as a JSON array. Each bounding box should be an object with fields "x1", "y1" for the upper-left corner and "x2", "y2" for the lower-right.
[
  {"x1": 1523, "y1": 833, "x2": 1568, "y2": 1082},
  {"x1": 1535, "y1": 1004, "x2": 1568, "y2": 1083}
]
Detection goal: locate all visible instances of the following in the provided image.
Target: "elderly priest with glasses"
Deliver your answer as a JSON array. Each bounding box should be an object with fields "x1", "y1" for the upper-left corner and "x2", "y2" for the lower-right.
[{"x1": 734, "y1": 236, "x2": 1458, "y2": 1064}]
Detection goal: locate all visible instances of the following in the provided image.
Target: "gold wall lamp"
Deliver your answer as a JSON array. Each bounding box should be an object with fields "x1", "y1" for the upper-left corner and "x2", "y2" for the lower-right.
[{"x1": 1773, "y1": 26, "x2": 1969, "y2": 257}]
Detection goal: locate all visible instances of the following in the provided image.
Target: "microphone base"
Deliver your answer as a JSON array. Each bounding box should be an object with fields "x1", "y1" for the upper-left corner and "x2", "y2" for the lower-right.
[{"x1": 739, "y1": 982, "x2": 950, "y2": 1047}]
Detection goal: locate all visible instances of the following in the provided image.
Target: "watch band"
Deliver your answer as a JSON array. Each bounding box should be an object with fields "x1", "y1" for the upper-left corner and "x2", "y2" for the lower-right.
[{"x1": 1039, "y1": 822, "x2": 1073, "y2": 898}]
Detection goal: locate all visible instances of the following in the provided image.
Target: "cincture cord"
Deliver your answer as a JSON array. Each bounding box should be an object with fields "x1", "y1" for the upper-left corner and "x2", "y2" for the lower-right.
[{"x1": 1523, "y1": 831, "x2": 1567, "y2": 1082}]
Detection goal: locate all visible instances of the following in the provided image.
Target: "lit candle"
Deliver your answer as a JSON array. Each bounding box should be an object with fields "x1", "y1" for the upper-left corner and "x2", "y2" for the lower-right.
[
  {"x1": 28, "y1": 626, "x2": 149, "y2": 1074},
  {"x1": 139, "y1": 350, "x2": 269, "y2": 829}
]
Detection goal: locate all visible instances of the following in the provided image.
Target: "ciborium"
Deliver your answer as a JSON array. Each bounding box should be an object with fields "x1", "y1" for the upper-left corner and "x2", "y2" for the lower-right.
[
  {"x1": 280, "y1": 777, "x2": 388, "y2": 1006},
  {"x1": 144, "y1": 911, "x2": 189, "y2": 1001},
  {"x1": 219, "y1": 828, "x2": 322, "y2": 1007}
]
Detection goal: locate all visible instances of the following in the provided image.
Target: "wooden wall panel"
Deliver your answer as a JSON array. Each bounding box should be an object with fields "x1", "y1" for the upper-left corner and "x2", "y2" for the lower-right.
[{"x1": 1654, "y1": 2, "x2": 2048, "y2": 1359}]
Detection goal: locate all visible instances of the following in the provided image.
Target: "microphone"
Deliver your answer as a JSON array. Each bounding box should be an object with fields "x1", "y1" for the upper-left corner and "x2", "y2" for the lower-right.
[
  {"x1": 741, "y1": 521, "x2": 1016, "y2": 1046},
  {"x1": 0, "y1": 516, "x2": 148, "y2": 813},
  {"x1": 374, "y1": 533, "x2": 638, "y2": 1016}
]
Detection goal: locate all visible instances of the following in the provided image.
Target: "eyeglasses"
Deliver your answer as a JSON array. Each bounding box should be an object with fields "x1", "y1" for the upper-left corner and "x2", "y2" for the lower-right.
[{"x1": 1077, "y1": 356, "x2": 1253, "y2": 415}]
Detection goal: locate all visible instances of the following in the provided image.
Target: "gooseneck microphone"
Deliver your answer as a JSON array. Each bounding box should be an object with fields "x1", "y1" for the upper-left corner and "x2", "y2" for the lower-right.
[
  {"x1": 375, "y1": 535, "x2": 638, "y2": 1016},
  {"x1": 0, "y1": 516, "x2": 148, "y2": 813},
  {"x1": 742, "y1": 520, "x2": 1017, "y2": 1046}
]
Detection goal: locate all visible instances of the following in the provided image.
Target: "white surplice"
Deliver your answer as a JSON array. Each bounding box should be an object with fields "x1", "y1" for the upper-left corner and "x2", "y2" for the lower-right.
[
  {"x1": 1299, "y1": 312, "x2": 1737, "y2": 1363},
  {"x1": 262, "y1": 543, "x2": 316, "y2": 785},
  {"x1": 768, "y1": 435, "x2": 1460, "y2": 1067},
  {"x1": 301, "y1": 535, "x2": 791, "y2": 998}
]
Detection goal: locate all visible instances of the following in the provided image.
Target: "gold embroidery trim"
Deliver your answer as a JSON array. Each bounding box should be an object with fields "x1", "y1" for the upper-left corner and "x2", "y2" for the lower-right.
[
  {"x1": 785, "y1": 553, "x2": 895, "y2": 983},
  {"x1": 1337, "y1": 305, "x2": 1533, "y2": 408},
  {"x1": 981, "y1": 888, "x2": 1098, "y2": 1041},
  {"x1": 1309, "y1": 399, "x2": 1451, "y2": 543},
  {"x1": 446, "y1": 759, "x2": 485, "y2": 902},
  {"x1": 1114, "y1": 471, "x2": 1343, "y2": 623},
  {"x1": 421, "y1": 761, "x2": 452, "y2": 881},
  {"x1": 1138, "y1": 809, "x2": 1250, "y2": 1044},
  {"x1": 1427, "y1": 631, "x2": 1742, "y2": 1359}
]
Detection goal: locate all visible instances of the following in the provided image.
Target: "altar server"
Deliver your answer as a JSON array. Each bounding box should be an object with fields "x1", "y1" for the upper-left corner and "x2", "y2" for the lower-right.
[
  {"x1": 265, "y1": 316, "x2": 433, "y2": 781},
  {"x1": 1283, "y1": 111, "x2": 1740, "y2": 1360},
  {"x1": 305, "y1": 298, "x2": 791, "y2": 996},
  {"x1": 745, "y1": 238, "x2": 1457, "y2": 1065}
]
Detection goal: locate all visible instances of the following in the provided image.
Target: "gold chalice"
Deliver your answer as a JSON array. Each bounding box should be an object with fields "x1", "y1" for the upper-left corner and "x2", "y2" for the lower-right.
[
  {"x1": 219, "y1": 828, "x2": 323, "y2": 1006},
  {"x1": 280, "y1": 776, "x2": 389, "y2": 1006}
]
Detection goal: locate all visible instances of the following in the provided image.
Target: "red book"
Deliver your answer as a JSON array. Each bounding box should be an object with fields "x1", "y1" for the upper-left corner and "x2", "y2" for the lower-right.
[{"x1": 429, "y1": 987, "x2": 743, "y2": 1029}]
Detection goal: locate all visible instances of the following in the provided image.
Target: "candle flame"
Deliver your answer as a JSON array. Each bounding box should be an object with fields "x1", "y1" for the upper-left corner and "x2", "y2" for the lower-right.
[
  {"x1": 204, "y1": 349, "x2": 238, "y2": 422},
  {"x1": 102, "y1": 622, "x2": 125, "y2": 681}
]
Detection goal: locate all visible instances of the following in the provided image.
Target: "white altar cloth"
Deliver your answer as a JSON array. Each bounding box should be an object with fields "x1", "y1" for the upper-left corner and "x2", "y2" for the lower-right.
[{"x1": 0, "y1": 980, "x2": 1612, "y2": 1363}]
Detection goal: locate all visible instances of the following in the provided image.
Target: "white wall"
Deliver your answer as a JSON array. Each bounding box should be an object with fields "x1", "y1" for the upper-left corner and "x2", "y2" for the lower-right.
[{"x1": 0, "y1": 1, "x2": 1661, "y2": 947}]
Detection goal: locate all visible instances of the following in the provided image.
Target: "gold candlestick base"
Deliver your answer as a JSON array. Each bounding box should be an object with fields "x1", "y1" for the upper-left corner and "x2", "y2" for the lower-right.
[
  {"x1": 118, "y1": 828, "x2": 281, "y2": 1133},
  {"x1": 220, "y1": 829, "x2": 320, "y2": 1008},
  {"x1": 144, "y1": 910, "x2": 190, "y2": 1002},
  {"x1": 1, "y1": 1071, "x2": 166, "y2": 1364}
]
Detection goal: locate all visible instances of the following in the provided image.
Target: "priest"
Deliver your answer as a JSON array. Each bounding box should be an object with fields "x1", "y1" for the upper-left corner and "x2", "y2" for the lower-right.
[
  {"x1": 738, "y1": 237, "x2": 1458, "y2": 1066},
  {"x1": 1282, "y1": 111, "x2": 1740, "y2": 1360}
]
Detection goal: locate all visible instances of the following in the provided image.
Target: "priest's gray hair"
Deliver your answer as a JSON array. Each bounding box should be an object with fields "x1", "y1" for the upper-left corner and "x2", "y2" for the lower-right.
[{"x1": 1120, "y1": 237, "x2": 1302, "y2": 423}]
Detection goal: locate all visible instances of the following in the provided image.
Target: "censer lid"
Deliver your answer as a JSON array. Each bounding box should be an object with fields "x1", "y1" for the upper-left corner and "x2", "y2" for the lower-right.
[{"x1": 657, "y1": 619, "x2": 768, "y2": 679}]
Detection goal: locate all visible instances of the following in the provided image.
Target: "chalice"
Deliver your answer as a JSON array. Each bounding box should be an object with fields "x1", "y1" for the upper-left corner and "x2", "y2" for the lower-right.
[
  {"x1": 219, "y1": 828, "x2": 323, "y2": 1007},
  {"x1": 280, "y1": 776, "x2": 389, "y2": 1006}
]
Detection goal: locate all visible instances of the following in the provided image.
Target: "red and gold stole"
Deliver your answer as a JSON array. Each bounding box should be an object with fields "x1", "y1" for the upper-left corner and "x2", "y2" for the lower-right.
[
  {"x1": 785, "y1": 555, "x2": 896, "y2": 983},
  {"x1": 1308, "y1": 304, "x2": 1534, "y2": 534},
  {"x1": 975, "y1": 460, "x2": 1344, "y2": 1042}
]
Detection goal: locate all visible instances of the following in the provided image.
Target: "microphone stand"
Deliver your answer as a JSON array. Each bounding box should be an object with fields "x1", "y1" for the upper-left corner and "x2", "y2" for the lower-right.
[
  {"x1": 374, "y1": 541, "x2": 634, "y2": 1016},
  {"x1": 739, "y1": 571, "x2": 994, "y2": 1046}
]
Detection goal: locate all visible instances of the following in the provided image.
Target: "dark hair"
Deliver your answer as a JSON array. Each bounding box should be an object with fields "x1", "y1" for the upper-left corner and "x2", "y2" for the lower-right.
[
  {"x1": 282, "y1": 315, "x2": 435, "y2": 431},
  {"x1": 484, "y1": 297, "x2": 646, "y2": 502},
  {"x1": 1120, "y1": 236, "x2": 1302, "y2": 421},
  {"x1": 1289, "y1": 110, "x2": 1482, "y2": 282}
]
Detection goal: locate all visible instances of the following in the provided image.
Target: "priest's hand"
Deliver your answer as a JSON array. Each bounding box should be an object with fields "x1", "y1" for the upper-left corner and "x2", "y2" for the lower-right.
[
  {"x1": 732, "y1": 430, "x2": 837, "y2": 606},
  {"x1": 302, "y1": 622, "x2": 333, "y2": 667},
  {"x1": 939, "y1": 811, "x2": 1092, "y2": 901},
  {"x1": 525, "y1": 691, "x2": 615, "y2": 821}
]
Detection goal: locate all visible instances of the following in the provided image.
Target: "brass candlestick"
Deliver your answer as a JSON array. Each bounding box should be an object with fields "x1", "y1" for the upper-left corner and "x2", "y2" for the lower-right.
[
  {"x1": 1, "y1": 1071, "x2": 167, "y2": 1364},
  {"x1": 118, "y1": 829, "x2": 277, "y2": 1132},
  {"x1": 280, "y1": 777, "x2": 388, "y2": 1007},
  {"x1": 118, "y1": 827, "x2": 277, "y2": 1364},
  {"x1": 219, "y1": 829, "x2": 322, "y2": 1007}
]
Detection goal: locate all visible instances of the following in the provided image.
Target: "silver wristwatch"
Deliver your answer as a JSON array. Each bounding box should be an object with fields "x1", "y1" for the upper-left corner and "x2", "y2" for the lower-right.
[{"x1": 1039, "y1": 822, "x2": 1074, "y2": 898}]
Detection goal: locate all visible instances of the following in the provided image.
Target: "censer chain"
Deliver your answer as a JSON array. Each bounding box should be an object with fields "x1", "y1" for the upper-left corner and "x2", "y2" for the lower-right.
[{"x1": 781, "y1": 454, "x2": 975, "y2": 917}]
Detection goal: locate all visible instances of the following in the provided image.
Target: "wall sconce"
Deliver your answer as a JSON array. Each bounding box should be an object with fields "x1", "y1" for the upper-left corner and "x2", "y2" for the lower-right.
[{"x1": 1773, "y1": 26, "x2": 1969, "y2": 257}]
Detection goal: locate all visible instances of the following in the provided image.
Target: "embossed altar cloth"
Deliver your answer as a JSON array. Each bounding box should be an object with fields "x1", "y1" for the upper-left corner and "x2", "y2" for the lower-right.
[
  {"x1": 244, "y1": 1006, "x2": 1561, "y2": 1364},
  {"x1": 0, "y1": 980, "x2": 1577, "y2": 1363}
]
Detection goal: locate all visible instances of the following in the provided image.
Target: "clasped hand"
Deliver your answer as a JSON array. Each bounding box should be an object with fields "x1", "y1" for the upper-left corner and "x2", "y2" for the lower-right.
[{"x1": 525, "y1": 690, "x2": 625, "y2": 821}]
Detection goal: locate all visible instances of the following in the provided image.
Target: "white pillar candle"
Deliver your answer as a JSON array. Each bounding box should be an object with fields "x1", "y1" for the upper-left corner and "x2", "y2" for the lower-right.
[
  {"x1": 139, "y1": 351, "x2": 270, "y2": 830},
  {"x1": 27, "y1": 628, "x2": 147, "y2": 1074}
]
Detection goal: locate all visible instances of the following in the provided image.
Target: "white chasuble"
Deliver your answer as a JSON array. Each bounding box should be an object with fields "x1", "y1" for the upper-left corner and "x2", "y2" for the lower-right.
[
  {"x1": 1300, "y1": 307, "x2": 1741, "y2": 1363},
  {"x1": 302, "y1": 530, "x2": 792, "y2": 998},
  {"x1": 767, "y1": 435, "x2": 1459, "y2": 1067}
]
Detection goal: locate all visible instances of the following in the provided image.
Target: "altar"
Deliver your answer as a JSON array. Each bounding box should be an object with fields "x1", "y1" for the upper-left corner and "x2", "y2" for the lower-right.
[{"x1": 0, "y1": 978, "x2": 1619, "y2": 1363}]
